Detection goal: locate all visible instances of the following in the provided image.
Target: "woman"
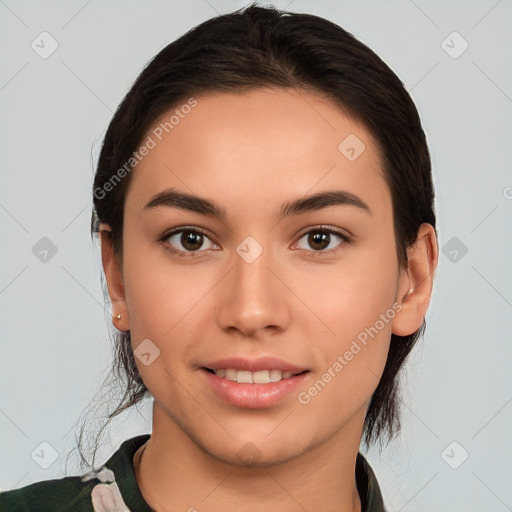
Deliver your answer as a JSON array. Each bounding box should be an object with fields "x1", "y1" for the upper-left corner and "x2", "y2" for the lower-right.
[{"x1": 0, "y1": 3, "x2": 438, "y2": 511}]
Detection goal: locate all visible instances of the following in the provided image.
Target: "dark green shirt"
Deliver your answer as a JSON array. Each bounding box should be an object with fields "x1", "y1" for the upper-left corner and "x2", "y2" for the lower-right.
[{"x1": 0, "y1": 434, "x2": 387, "y2": 511}]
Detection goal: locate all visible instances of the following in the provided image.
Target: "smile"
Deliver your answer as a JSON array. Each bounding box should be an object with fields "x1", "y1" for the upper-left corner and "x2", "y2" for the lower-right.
[
  {"x1": 206, "y1": 368, "x2": 306, "y2": 384},
  {"x1": 201, "y1": 367, "x2": 310, "y2": 409}
]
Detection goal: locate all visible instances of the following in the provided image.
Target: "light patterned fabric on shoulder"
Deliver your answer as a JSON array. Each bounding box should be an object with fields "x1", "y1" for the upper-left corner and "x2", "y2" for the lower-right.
[{"x1": 82, "y1": 465, "x2": 131, "y2": 512}]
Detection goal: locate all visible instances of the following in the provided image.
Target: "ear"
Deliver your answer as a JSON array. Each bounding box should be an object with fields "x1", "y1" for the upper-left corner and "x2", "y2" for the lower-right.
[
  {"x1": 99, "y1": 223, "x2": 130, "y2": 332},
  {"x1": 392, "y1": 223, "x2": 438, "y2": 336}
]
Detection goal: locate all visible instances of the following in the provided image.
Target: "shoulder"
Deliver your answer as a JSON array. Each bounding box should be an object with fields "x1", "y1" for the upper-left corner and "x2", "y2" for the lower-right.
[
  {"x1": 0, "y1": 474, "x2": 96, "y2": 512},
  {"x1": 0, "y1": 434, "x2": 151, "y2": 512}
]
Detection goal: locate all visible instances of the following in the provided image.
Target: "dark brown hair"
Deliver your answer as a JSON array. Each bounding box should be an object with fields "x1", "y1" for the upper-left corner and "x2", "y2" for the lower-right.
[{"x1": 77, "y1": 3, "x2": 436, "y2": 470}]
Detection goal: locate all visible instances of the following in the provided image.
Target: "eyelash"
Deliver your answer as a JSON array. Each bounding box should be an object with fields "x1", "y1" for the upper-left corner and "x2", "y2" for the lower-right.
[{"x1": 158, "y1": 225, "x2": 351, "y2": 258}]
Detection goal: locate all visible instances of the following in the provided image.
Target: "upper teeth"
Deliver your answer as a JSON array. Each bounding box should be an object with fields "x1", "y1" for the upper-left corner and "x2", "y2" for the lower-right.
[{"x1": 214, "y1": 369, "x2": 295, "y2": 383}]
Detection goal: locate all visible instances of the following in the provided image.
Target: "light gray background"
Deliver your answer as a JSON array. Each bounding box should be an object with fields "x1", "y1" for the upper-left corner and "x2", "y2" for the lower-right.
[{"x1": 1, "y1": 1, "x2": 511, "y2": 510}]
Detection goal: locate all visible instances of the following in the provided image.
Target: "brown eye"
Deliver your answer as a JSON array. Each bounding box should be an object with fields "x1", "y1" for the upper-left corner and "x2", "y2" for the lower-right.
[
  {"x1": 307, "y1": 231, "x2": 331, "y2": 251},
  {"x1": 180, "y1": 230, "x2": 204, "y2": 251},
  {"x1": 162, "y1": 227, "x2": 218, "y2": 256},
  {"x1": 294, "y1": 227, "x2": 349, "y2": 255}
]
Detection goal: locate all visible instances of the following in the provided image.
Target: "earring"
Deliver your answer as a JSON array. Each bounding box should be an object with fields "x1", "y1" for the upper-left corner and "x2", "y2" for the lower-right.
[{"x1": 114, "y1": 313, "x2": 122, "y2": 321}]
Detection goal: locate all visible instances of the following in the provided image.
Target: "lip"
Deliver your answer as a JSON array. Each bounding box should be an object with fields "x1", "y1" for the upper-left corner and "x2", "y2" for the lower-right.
[
  {"x1": 202, "y1": 356, "x2": 306, "y2": 373},
  {"x1": 201, "y1": 368, "x2": 309, "y2": 409}
]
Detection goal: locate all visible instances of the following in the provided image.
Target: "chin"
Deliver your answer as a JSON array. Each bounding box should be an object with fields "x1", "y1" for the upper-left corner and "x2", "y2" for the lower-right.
[{"x1": 209, "y1": 444, "x2": 305, "y2": 468}]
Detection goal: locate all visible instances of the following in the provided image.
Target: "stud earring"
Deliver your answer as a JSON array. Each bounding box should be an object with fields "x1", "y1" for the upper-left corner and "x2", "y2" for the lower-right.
[{"x1": 114, "y1": 313, "x2": 122, "y2": 321}]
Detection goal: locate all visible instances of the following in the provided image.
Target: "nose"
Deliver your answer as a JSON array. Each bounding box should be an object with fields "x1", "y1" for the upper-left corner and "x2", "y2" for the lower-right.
[{"x1": 216, "y1": 239, "x2": 291, "y2": 338}]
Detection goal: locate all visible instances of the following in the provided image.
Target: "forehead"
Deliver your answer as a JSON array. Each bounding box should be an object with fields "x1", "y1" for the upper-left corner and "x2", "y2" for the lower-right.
[{"x1": 125, "y1": 88, "x2": 391, "y2": 221}]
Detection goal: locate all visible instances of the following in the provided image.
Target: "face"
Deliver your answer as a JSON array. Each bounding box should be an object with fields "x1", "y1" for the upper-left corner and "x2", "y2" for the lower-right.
[{"x1": 110, "y1": 88, "x2": 413, "y2": 466}]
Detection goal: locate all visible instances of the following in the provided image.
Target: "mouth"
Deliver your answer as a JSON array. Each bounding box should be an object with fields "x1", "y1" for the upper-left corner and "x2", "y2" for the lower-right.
[
  {"x1": 200, "y1": 358, "x2": 310, "y2": 408},
  {"x1": 202, "y1": 367, "x2": 309, "y2": 384},
  {"x1": 200, "y1": 356, "x2": 310, "y2": 408}
]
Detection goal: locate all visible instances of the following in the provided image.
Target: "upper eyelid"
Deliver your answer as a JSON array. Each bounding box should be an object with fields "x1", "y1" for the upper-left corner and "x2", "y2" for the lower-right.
[
  {"x1": 294, "y1": 224, "x2": 351, "y2": 240},
  {"x1": 161, "y1": 226, "x2": 214, "y2": 242}
]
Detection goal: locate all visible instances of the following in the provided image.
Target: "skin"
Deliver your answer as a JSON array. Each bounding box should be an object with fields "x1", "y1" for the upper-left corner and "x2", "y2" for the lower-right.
[{"x1": 100, "y1": 87, "x2": 438, "y2": 512}]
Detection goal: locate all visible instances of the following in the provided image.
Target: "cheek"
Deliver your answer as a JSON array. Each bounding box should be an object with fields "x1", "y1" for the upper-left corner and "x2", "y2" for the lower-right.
[
  {"x1": 121, "y1": 253, "x2": 199, "y2": 406},
  {"x1": 121, "y1": 244, "x2": 219, "y2": 391},
  {"x1": 290, "y1": 238, "x2": 399, "y2": 347},
  {"x1": 121, "y1": 236, "x2": 204, "y2": 336},
  {"x1": 290, "y1": 239, "x2": 398, "y2": 406},
  {"x1": 294, "y1": 273, "x2": 396, "y2": 427}
]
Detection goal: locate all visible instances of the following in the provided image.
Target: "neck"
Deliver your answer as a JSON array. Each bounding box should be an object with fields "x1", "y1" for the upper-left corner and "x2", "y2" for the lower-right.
[{"x1": 134, "y1": 402, "x2": 363, "y2": 512}]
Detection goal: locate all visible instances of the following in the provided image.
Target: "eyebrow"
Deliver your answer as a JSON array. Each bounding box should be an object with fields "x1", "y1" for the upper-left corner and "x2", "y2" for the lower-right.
[{"x1": 144, "y1": 188, "x2": 372, "y2": 221}]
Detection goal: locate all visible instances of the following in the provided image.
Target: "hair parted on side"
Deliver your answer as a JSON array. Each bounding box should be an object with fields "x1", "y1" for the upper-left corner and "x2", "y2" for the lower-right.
[{"x1": 74, "y1": 2, "x2": 436, "y2": 471}]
